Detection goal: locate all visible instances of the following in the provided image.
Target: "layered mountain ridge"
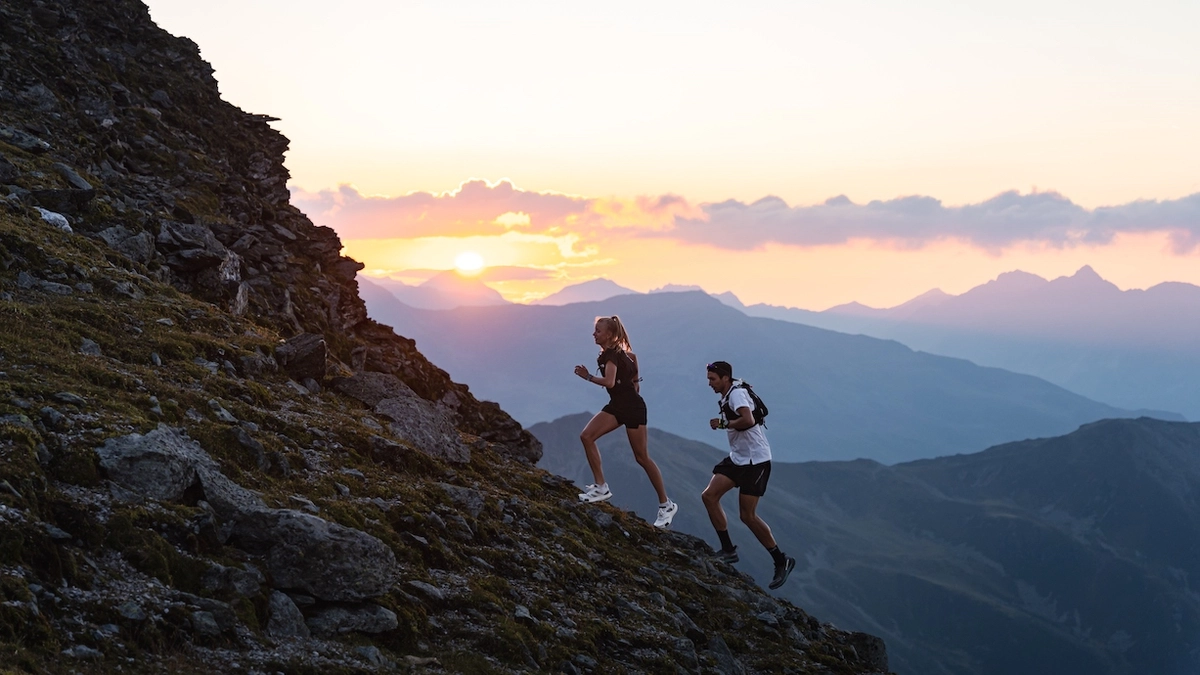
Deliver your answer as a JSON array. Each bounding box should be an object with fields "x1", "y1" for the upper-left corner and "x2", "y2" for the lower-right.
[{"x1": 534, "y1": 414, "x2": 1200, "y2": 675}]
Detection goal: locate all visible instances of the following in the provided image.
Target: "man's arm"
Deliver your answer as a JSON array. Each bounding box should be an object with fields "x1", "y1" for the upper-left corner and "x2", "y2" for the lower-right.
[{"x1": 728, "y1": 405, "x2": 756, "y2": 431}]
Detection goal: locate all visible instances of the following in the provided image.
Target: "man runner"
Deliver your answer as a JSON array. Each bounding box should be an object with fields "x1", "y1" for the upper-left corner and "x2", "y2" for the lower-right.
[{"x1": 701, "y1": 361, "x2": 795, "y2": 590}]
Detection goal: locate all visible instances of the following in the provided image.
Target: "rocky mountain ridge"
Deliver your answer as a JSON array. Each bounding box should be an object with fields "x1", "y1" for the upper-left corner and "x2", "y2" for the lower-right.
[{"x1": 0, "y1": 0, "x2": 887, "y2": 672}]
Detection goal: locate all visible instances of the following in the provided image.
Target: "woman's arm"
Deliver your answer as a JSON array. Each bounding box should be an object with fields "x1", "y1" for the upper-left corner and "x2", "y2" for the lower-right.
[
  {"x1": 573, "y1": 361, "x2": 617, "y2": 388},
  {"x1": 592, "y1": 361, "x2": 617, "y2": 388}
]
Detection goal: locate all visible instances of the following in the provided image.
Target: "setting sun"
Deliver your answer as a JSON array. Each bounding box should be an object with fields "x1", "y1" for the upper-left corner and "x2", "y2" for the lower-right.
[{"x1": 454, "y1": 250, "x2": 485, "y2": 275}]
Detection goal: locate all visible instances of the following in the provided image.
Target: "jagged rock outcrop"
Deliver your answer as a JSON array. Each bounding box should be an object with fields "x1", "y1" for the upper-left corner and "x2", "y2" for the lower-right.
[{"x1": 0, "y1": 0, "x2": 540, "y2": 463}]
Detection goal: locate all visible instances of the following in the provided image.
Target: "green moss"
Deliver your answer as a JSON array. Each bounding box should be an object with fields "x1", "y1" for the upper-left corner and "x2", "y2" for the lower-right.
[
  {"x1": 49, "y1": 445, "x2": 99, "y2": 486},
  {"x1": 104, "y1": 510, "x2": 207, "y2": 593}
]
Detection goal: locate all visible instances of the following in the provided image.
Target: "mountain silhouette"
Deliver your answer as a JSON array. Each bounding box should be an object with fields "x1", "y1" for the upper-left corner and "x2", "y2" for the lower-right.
[
  {"x1": 362, "y1": 290, "x2": 1176, "y2": 464},
  {"x1": 360, "y1": 271, "x2": 509, "y2": 310},
  {"x1": 742, "y1": 266, "x2": 1200, "y2": 419},
  {"x1": 531, "y1": 278, "x2": 637, "y2": 305},
  {"x1": 534, "y1": 413, "x2": 1200, "y2": 675}
]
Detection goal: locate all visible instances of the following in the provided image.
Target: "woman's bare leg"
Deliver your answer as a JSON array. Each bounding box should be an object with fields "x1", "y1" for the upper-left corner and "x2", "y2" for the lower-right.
[
  {"x1": 579, "y1": 412, "x2": 620, "y2": 485},
  {"x1": 626, "y1": 425, "x2": 668, "y2": 503}
]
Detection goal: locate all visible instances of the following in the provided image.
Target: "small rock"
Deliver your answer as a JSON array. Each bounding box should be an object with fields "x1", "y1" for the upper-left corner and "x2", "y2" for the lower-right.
[
  {"x1": 207, "y1": 399, "x2": 237, "y2": 423},
  {"x1": 275, "y1": 333, "x2": 327, "y2": 381},
  {"x1": 354, "y1": 645, "x2": 388, "y2": 667},
  {"x1": 266, "y1": 590, "x2": 309, "y2": 639},
  {"x1": 113, "y1": 281, "x2": 144, "y2": 299},
  {"x1": 406, "y1": 580, "x2": 446, "y2": 603},
  {"x1": 268, "y1": 450, "x2": 292, "y2": 478},
  {"x1": 38, "y1": 280, "x2": 73, "y2": 295},
  {"x1": 514, "y1": 605, "x2": 537, "y2": 625},
  {"x1": 335, "y1": 483, "x2": 350, "y2": 496},
  {"x1": 756, "y1": 611, "x2": 779, "y2": 626},
  {"x1": 52, "y1": 392, "x2": 86, "y2": 406},
  {"x1": 156, "y1": 318, "x2": 175, "y2": 326},
  {"x1": 15, "y1": 272, "x2": 35, "y2": 290},
  {"x1": 62, "y1": 645, "x2": 103, "y2": 660},
  {"x1": 43, "y1": 523, "x2": 72, "y2": 541},
  {"x1": 232, "y1": 427, "x2": 267, "y2": 469},
  {"x1": 35, "y1": 207, "x2": 72, "y2": 232},
  {"x1": 117, "y1": 600, "x2": 147, "y2": 622},
  {"x1": 191, "y1": 610, "x2": 221, "y2": 636},
  {"x1": 306, "y1": 604, "x2": 398, "y2": 636},
  {"x1": 79, "y1": 338, "x2": 103, "y2": 356},
  {"x1": 39, "y1": 407, "x2": 69, "y2": 431},
  {"x1": 289, "y1": 495, "x2": 320, "y2": 514},
  {"x1": 148, "y1": 396, "x2": 163, "y2": 418},
  {"x1": 52, "y1": 162, "x2": 93, "y2": 191},
  {"x1": 151, "y1": 352, "x2": 163, "y2": 367}
]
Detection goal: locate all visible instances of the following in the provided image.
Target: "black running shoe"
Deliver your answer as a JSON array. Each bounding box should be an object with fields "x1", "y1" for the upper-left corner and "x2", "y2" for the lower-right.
[
  {"x1": 713, "y1": 546, "x2": 739, "y2": 564},
  {"x1": 769, "y1": 556, "x2": 795, "y2": 589}
]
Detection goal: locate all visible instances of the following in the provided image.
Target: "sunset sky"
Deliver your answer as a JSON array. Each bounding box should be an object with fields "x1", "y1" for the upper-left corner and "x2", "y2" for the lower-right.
[{"x1": 145, "y1": 0, "x2": 1200, "y2": 309}]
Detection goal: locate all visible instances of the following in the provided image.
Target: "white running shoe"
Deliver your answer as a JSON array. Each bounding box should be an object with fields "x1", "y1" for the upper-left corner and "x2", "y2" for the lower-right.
[
  {"x1": 653, "y1": 500, "x2": 678, "y2": 528},
  {"x1": 578, "y1": 484, "x2": 613, "y2": 503}
]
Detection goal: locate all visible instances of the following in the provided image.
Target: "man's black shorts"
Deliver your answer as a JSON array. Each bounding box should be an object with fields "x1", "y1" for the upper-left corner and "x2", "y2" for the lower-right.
[
  {"x1": 601, "y1": 395, "x2": 647, "y2": 428},
  {"x1": 713, "y1": 457, "x2": 772, "y2": 496}
]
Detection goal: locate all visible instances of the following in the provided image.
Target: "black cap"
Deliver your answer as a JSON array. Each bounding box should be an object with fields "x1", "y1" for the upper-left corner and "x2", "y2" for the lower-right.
[{"x1": 706, "y1": 361, "x2": 733, "y2": 378}]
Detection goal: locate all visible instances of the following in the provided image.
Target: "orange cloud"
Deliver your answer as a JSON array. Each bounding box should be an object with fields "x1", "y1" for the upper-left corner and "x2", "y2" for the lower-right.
[{"x1": 297, "y1": 181, "x2": 1200, "y2": 256}]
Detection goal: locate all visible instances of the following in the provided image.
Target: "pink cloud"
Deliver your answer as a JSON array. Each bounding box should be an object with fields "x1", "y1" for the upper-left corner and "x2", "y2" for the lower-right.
[{"x1": 292, "y1": 180, "x2": 1200, "y2": 254}]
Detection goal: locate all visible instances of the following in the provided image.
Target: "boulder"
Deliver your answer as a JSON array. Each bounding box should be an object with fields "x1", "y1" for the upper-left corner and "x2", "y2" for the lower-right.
[
  {"x1": 305, "y1": 604, "x2": 398, "y2": 636},
  {"x1": 97, "y1": 225, "x2": 156, "y2": 265},
  {"x1": 439, "y1": 483, "x2": 485, "y2": 518},
  {"x1": 230, "y1": 509, "x2": 398, "y2": 602},
  {"x1": 275, "y1": 333, "x2": 327, "y2": 381},
  {"x1": 95, "y1": 425, "x2": 265, "y2": 518},
  {"x1": 0, "y1": 125, "x2": 50, "y2": 154},
  {"x1": 95, "y1": 425, "x2": 204, "y2": 501},
  {"x1": 32, "y1": 188, "x2": 94, "y2": 216},
  {"x1": 156, "y1": 220, "x2": 228, "y2": 272},
  {"x1": 332, "y1": 372, "x2": 469, "y2": 464},
  {"x1": 266, "y1": 591, "x2": 309, "y2": 639}
]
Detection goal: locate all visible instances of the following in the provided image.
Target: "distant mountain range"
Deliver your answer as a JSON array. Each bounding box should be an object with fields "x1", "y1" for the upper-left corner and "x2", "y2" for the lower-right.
[
  {"x1": 727, "y1": 267, "x2": 1200, "y2": 420},
  {"x1": 361, "y1": 272, "x2": 509, "y2": 310},
  {"x1": 530, "y1": 278, "x2": 637, "y2": 305},
  {"x1": 361, "y1": 288, "x2": 1175, "y2": 464},
  {"x1": 533, "y1": 413, "x2": 1200, "y2": 675}
]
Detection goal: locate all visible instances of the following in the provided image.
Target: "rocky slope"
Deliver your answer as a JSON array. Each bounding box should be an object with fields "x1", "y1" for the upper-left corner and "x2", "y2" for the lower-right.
[
  {"x1": 0, "y1": 0, "x2": 887, "y2": 672},
  {"x1": 535, "y1": 414, "x2": 1200, "y2": 675}
]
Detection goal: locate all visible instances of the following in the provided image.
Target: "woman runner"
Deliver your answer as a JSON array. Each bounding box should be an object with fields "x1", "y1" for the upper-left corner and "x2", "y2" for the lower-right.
[{"x1": 573, "y1": 315, "x2": 678, "y2": 528}]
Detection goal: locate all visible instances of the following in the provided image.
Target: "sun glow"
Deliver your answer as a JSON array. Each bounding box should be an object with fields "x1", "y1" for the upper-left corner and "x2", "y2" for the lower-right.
[{"x1": 454, "y1": 250, "x2": 485, "y2": 275}]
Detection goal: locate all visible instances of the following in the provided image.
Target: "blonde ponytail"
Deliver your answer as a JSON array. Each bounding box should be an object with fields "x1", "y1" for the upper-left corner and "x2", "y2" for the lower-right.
[{"x1": 596, "y1": 315, "x2": 633, "y2": 352}]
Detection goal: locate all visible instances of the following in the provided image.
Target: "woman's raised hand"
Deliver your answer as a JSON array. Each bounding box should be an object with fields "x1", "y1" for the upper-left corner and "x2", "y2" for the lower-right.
[{"x1": 574, "y1": 365, "x2": 590, "y2": 380}]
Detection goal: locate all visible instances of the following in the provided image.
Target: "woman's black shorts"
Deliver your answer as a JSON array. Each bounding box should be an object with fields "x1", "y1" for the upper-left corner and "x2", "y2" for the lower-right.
[
  {"x1": 712, "y1": 457, "x2": 772, "y2": 496},
  {"x1": 601, "y1": 395, "x2": 647, "y2": 428}
]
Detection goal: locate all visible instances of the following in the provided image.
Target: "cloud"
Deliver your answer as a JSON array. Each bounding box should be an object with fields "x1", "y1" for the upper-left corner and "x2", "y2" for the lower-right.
[
  {"x1": 666, "y1": 191, "x2": 1200, "y2": 253},
  {"x1": 294, "y1": 180, "x2": 1200, "y2": 255},
  {"x1": 291, "y1": 179, "x2": 695, "y2": 243}
]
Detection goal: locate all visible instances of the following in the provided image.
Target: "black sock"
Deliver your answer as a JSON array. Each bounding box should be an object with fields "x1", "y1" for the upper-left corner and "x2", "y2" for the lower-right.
[
  {"x1": 717, "y1": 530, "x2": 734, "y2": 551},
  {"x1": 768, "y1": 546, "x2": 786, "y2": 566}
]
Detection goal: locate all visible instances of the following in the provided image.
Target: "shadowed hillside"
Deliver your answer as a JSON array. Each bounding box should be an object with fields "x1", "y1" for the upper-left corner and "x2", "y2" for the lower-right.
[{"x1": 534, "y1": 414, "x2": 1200, "y2": 675}]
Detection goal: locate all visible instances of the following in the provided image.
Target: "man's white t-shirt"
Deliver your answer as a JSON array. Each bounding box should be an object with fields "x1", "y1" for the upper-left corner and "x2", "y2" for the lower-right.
[{"x1": 721, "y1": 383, "x2": 772, "y2": 466}]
